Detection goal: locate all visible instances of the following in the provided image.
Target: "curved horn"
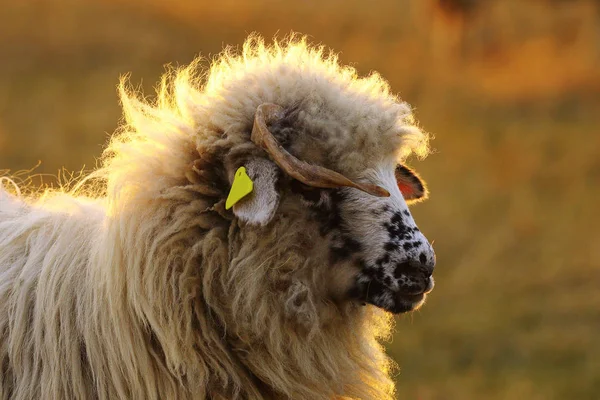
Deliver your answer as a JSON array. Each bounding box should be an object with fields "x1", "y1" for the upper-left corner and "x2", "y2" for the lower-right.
[{"x1": 251, "y1": 103, "x2": 390, "y2": 197}]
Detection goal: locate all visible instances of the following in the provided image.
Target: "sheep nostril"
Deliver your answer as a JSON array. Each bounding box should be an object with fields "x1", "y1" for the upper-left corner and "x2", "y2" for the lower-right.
[
  {"x1": 421, "y1": 266, "x2": 434, "y2": 278},
  {"x1": 419, "y1": 262, "x2": 434, "y2": 278},
  {"x1": 418, "y1": 252, "x2": 435, "y2": 277},
  {"x1": 393, "y1": 261, "x2": 413, "y2": 279}
]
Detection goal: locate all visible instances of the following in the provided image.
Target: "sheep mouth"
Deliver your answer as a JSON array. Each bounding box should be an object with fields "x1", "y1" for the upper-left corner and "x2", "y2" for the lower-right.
[
  {"x1": 391, "y1": 276, "x2": 434, "y2": 312},
  {"x1": 388, "y1": 292, "x2": 427, "y2": 313},
  {"x1": 360, "y1": 290, "x2": 429, "y2": 314},
  {"x1": 352, "y1": 277, "x2": 434, "y2": 314}
]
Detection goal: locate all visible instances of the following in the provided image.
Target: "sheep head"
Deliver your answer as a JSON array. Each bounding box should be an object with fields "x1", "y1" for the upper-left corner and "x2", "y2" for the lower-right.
[{"x1": 227, "y1": 102, "x2": 435, "y2": 316}]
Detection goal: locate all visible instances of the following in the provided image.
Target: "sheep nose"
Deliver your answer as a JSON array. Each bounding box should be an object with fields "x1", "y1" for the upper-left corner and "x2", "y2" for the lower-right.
[
  {"x1": 411, "y1": 253, "x2": 435, "y2": 278},
  {"x1": 394, "y1": 259, "x2": 435, "y2": 295},
  {"x1": 416, "y1": 247, "x2": 436, "y2": 277},
  {"x1": 420, "y1": 259, "x2": 435, "y2": 278},
  {"x1": 394, "y1": 256, "x2": 435, "y2": 279}
]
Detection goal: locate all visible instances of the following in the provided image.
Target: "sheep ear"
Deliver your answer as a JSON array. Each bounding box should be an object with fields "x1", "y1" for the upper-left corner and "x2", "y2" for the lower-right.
[
  {"x1": 395, "y1": 165, "x2": 428, "y2": 203},
  {"x1": 231, "y1": 158, "x2": 280, "y2": 225}
]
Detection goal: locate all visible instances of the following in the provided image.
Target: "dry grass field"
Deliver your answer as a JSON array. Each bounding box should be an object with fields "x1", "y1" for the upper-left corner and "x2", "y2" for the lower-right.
[{"x1": 1, "y1": 0, "x2": 599, "y2": 398}]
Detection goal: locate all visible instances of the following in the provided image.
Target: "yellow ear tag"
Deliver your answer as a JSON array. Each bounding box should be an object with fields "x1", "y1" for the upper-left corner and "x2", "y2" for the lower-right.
[{"x1": 225, "y1": 167, "x2": 254, "y2": 210}]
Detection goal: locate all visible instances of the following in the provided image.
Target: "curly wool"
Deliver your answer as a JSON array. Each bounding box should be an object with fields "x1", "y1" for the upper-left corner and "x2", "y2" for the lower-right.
[{"x1": 0, "y1": 35, "x2": 429, "y2": 399}]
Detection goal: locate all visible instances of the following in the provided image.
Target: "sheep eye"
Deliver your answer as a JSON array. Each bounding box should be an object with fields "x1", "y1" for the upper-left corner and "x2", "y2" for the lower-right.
[
  {"x1": 290, "y1": 180, "x2": 322, "y2": 202},
  {"x1": 290, "y1": 180, "x2": 317, "y2": 193}
]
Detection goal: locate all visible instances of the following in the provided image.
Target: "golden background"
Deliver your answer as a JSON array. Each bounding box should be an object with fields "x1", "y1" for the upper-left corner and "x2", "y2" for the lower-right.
[{"x1": 1, "y1": 0, "x2": 598, "y2": 398}]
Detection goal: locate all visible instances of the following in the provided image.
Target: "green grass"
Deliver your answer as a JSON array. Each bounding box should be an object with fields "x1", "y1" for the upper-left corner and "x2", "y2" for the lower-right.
[{"x1": 1, "y1": 1, "x2": 599, "y2": 398}]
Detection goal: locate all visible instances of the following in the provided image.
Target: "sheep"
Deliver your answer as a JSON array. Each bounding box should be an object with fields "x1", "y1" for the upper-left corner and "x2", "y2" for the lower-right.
[{"x1": 0, "y1": 35, "x2": 435, "y2": 400}]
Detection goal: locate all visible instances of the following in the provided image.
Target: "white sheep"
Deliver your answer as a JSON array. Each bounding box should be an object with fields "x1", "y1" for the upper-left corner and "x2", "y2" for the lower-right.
[{"x1": 0, "y1": 35, "x2": 435, "y2": 400}]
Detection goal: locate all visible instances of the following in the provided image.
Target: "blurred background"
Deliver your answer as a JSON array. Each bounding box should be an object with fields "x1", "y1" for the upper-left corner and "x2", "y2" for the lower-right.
[{"x1": 1, "y1": 0, "x2": 598, "y2": 398}]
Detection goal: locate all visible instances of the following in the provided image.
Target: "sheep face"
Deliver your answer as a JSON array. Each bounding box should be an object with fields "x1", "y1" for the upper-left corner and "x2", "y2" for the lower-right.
[
  {"x1": 283, "y1": 165, "x2": 435, "y2": 314},
  {"x1": 228, "y1": 105, "x2": 435, "y2": 315},
  {"x1": 336, "y1": 166, "x2": 435, "y2": 314}
]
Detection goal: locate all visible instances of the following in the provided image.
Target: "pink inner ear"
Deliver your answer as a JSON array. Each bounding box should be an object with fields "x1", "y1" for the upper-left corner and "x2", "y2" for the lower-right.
[{"x1": 398, "y1": 181, "x2": 416, "y2": 198}]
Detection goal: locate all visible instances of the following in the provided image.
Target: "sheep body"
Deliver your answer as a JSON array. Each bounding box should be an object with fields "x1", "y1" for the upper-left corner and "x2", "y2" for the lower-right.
[{"x1": 0, "y1": 35, "x2": 430, "y2": 399}]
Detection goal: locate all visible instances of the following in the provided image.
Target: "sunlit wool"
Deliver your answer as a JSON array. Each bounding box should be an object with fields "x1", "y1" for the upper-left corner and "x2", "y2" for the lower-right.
[{"x1": 0, "y1": 35, "x2": 429, "y2": 399}]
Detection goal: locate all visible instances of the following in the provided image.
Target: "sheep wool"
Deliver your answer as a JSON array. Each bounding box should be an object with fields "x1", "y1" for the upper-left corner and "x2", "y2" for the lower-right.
[{"x1": 0, "y1": 35, "x2": 432, "y2": 400}]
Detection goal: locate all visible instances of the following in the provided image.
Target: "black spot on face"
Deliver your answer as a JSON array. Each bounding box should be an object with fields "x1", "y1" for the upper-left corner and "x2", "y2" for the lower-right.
[
  {"x1": 375, "y1": 254, "x2": 390, "y2": 266},
  {"x1": 391, "y1": 212, "x2": 403, "y2": 226},
  {"x1": 313, "y1": 189, "x2": 344, "y2": 236},
  {"x1": 362, "y1": 263, "x2": 385, "y2": 281},
  {"x1": 384, "y1": 211, "x2": 414, "y2": 240},
  {"x1": 330, "y1": 236, "x2": 362, "y2": 263},
  {"x1": 300, "y1": 189, "x2": 362, "y2": 265},
  {"x1": 419, "y1": 252, "x2": 427, "y2": 265}
]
